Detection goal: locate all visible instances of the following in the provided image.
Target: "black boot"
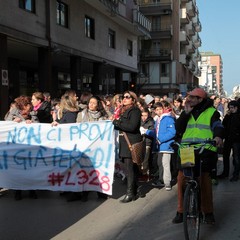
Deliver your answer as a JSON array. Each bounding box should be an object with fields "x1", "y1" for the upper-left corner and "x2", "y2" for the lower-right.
[
  {"x1": 120, "y1": 158, "x2": 138, "y2": 203},
  {"x1": 97, "y1": 192, "x2": 108, "y2": 199},
  {"x1": 120, "y1": 193, "x2": 136, "y2": 203},
  {"x1": 120, "y1": 186, "x2": 137, "y2": 203}
]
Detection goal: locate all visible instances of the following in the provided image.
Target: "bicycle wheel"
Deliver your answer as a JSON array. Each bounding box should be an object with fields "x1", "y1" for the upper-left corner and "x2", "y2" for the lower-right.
[{"x1": 183, "y1": 183, "x2": 200, "y2": 240}]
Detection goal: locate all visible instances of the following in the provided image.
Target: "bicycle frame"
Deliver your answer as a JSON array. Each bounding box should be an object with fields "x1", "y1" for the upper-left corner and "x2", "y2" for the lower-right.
[{"x1": 173, "y1": 140, "x2": 216, "y2": 240}]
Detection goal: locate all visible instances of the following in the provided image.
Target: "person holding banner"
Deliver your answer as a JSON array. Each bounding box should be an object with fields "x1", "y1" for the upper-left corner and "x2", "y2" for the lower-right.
[
  {"x1": 51, "y1": 91, "x2": 80, "y2": 201},
  {"x1": 31, "y1": 92, "x2": 52, "y2": 123},
  {"x1": 4, "y1": 95, "x2": 39, "y2": 200},
  {"x1": 112, "y1": 91, "x2": 143, "y2": 203},
  {"x1": 76, "y1": 95, "x2": 110, "y2": 201}
]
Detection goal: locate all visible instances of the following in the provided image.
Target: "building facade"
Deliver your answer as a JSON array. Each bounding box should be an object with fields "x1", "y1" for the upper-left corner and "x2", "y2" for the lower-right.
[
  {"x1": 137, "y1": 0, "x2": 202, "y2": 97},
  {"x1": 199, "y1": 51, "x2": 224, "y2": 96},
  {"x1": 0, "y1": 0, "x2": 151, "y2": 118}
]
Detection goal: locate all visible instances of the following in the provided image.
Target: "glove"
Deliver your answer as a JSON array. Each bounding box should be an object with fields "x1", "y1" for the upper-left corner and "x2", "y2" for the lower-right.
[{"x1": 140, "y1": 126, "x2": 147, "y2": 135}]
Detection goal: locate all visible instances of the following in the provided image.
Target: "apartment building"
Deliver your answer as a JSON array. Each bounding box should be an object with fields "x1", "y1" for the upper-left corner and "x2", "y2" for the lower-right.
[
  {"x1": 199, "y1": 52, "x2": 223, "y2": 96},
  {"x1": 0, "y1": 0, "x2": 151, "y2": 118},
  {"x1": 137, "y1": 0, "x2": 202, "y2": 97}
]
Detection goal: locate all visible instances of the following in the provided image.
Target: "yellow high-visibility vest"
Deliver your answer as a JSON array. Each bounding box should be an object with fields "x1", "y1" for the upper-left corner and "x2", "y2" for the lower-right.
[{"x1": 182, "y1": 107, "x2": 217, "y2": 152}]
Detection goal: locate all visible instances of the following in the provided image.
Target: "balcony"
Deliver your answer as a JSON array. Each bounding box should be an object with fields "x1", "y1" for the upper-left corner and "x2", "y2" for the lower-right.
[
  {"x1": 86, "y1": 0, "x2": 151, "y2": 38},
  {"x1": 140, "y1": 48, "x2": 172, "y2": 61},
  {"x1": 86, "y1": 0, "x2": 119, "y2": 15},
  {"x1": 192, "y1": 50, "x2": 201, "y2": 61},
  {"x1": 140, "y1": 83, "x2": 179, "y2": 94},
  {"x1": 138, "y1": 0, "x2": 172, "y2": 16},
  {"x1": 133, "y1": 9, "x2": 152, "y2": 37},
  {"x1": 192, "y1": 15, "x2": 202, "y2": 32},
  {"x1": 137, "y1": 0, "x2": 172, "y2": 7},
  {"x1": 186, "y1": 0, "x2": 197, "y2": 18},
  {"x1": 179, "y1": 54, "x2": 187, "y2": 64},
  {"x1": 188, "y1": 60, "x2": 196, "y2": 72},
  {"x1": 186, "y1": 40, "x2": 196, "y2": 53},
  {"x1": 186, "y1": 22, "x2": 195, "y2": 36},
  {"x1": 151, "y1": 25, "x2": 172, "y2": 39},
  {"x1": 192, "y1": 33, "x2": 201, "y2": 48}
]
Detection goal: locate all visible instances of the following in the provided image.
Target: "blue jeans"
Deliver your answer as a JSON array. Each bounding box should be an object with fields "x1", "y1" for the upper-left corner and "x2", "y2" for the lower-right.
[{"x1": 232, "y1": 142, "x2": 240, "y2": 177}]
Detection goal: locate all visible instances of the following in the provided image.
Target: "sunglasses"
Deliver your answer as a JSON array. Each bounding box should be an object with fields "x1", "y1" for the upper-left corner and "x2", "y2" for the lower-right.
[{"x1": 123, "y1": 95, "x2": 132, "y2": 99}]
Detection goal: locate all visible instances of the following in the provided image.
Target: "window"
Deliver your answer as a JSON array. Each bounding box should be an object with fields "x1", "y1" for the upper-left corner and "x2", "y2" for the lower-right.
[
  {"x1": 19, "y1": 0, "x2": 35, "y2": 13},
  {"x1": 56, "y1": 1, "x2": 68, "y2": 28},
  {"x1": 108, "y1": 29, "x2": 115, "y2": 49},
  {"x1": 152, "y1": 41, "x2": 161, "y2": 55},
  {"x1": 85, "y1": 16, "x2": 95, "y2": 39},
  {"x1": 58, "y1": 72, "x2": 70, "y2": 89},
  {"x1": 152, "y1": 16, "x2": 161, "y2": 31},
  {"x1": 161, "y1": 63, "x2": 170, "y2": 77},
  {"x1": 140, "y1": 63, "x2": 149, "y2": 76},
  {"x1": 127, "y1": 40, "x2": 133, "y2": 56}
]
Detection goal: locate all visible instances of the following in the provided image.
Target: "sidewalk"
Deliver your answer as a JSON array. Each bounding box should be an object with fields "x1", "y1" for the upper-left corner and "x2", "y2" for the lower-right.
[{"x1": 52, "y1": 159, "x2": 240, "y2": 240}]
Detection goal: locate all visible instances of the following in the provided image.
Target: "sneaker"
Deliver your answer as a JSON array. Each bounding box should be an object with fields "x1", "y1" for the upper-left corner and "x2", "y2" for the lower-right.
[
  {"x1": 203, "y1": 213, "x2": 215, "y2": 224},
  {"x1": 152, "y1": 180, "x2": 165, "y2": 187},
  {"x1": 172, "y1": 212, "x2": 183, "y2": 224},
  {"x1": 165, "y1": 185, "x2": 172, "y2": 191}
]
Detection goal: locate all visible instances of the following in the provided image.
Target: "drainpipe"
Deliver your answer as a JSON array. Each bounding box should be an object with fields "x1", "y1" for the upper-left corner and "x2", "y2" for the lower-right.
[
  {"x1": 45, "y1": 0, "x2": 52, "y2": 93},
  {"x1": 46, "y1": 0, "x2": 51, "y2": 50}
]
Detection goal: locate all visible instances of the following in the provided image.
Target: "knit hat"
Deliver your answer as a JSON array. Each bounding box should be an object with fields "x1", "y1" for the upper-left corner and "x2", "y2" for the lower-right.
[{"x1": 145, "y1": 94, "x2": 154, "y2": 105}]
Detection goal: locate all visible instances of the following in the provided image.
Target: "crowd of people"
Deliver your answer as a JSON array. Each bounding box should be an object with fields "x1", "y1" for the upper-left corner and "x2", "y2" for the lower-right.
[{"x1": 2, "y1": 88, "x2": 240, "y2": 226}]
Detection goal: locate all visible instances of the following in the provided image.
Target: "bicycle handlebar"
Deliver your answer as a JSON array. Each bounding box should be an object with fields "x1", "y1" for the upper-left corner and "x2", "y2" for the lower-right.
[{"x1": 172, "y1": 139, "x2": 216, "y2": 148}]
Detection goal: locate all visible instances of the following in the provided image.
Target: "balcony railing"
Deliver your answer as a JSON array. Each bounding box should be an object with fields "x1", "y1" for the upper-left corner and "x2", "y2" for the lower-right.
[
  {"x1": 137, "y1": 0, "x2": 172, "y2": 7},
  {"x1": 99, "y1": 0, "x2": 119, "y2": 14},
  {"x1": 133, "y1": 9, "x2": 151, "y2": 32},
  {"x1": 140, "y1": 48, "x2": 172, "y2": 60}
]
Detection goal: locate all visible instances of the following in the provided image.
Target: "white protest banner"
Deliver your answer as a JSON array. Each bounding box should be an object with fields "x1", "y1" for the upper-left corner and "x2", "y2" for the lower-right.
[{"x1": 0, "y1": 120, "x2": 115, "y2": 195}]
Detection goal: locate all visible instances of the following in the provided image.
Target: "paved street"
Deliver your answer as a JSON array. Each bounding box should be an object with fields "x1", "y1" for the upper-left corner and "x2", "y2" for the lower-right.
[{"x1": 1, "y1": 159, "x2": 240, "y2": 240}]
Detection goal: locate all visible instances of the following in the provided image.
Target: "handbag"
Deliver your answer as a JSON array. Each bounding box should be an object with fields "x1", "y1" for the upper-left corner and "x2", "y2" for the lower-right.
[{"x1": 123, "y1": 132, "x2": 145, "y2": 165}]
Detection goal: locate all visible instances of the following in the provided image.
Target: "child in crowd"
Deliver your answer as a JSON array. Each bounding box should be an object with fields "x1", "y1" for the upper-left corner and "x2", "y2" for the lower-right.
[
  {"x1": 139, "y1": 107, "x2": 155, "y2": 181},
  {"x1": 141, "y1": 101, "x2": 176, "y2": 190},
  {"x1": 173, "y1": 96, "x2": 184, "y2": 119}
]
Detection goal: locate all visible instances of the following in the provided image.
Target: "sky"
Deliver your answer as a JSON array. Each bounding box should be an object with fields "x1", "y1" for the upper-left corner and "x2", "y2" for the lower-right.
[{"x1": 197, "y1": 0, "x2": 240, "y2": 95}]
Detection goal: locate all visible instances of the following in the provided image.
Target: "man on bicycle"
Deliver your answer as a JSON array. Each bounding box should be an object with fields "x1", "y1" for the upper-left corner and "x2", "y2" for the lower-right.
[{"x1": 172, "y1": 88, "x2": 224, "y2": 224}]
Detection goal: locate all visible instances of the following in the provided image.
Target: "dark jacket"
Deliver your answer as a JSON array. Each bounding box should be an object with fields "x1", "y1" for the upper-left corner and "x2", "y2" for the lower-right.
[
  {"x1": 59, "y1": 110, "x2": 78, "y2": 124},
  {"x1": 113, "y1": 106, "x2": 142, "y2": 158},
  {"x1": 176, "y1": 98, "x2": 224, "y2": 140},
  {"x1": 222, "y1": 112, "x2": 240, "y2": 143},
  {"x1": 175, "y1": 98, "x2": 224, "y2": 171},
  {"x1": 141, "y1": 116, "x2": 154, "y2": 147},
  {"x1": 34, "y1": 101, "x2": 52, "y2": 123}
]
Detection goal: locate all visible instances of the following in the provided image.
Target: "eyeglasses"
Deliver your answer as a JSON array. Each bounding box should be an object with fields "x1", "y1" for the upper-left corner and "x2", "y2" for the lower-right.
[{"x1": 123, "y1": 95, "x2": 132, "y2": 99}]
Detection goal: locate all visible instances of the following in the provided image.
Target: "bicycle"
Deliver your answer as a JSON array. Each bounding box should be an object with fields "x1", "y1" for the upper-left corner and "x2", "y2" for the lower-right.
[{"x1": 173, "y1": 139, "x2": 216, "y2": 240}]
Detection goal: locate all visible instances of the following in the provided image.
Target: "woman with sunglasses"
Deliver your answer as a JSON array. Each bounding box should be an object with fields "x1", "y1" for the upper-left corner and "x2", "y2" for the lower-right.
[{"x1": 112, "y1": 91, "x2": 142, "y2": 203}]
